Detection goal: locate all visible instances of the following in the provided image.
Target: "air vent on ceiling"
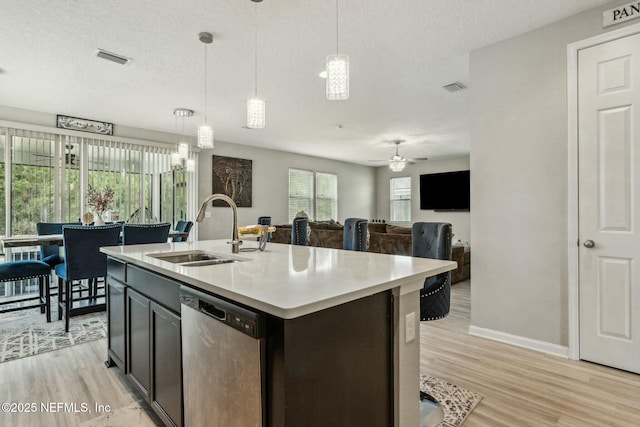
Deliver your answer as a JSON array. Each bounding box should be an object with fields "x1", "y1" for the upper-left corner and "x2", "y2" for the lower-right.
[
  {"x1": 442, "y1": 82, "x2": 466, "y2": 92},
  {"x1": 95, "y1": 49, "x2": 131, "y2": 65}
]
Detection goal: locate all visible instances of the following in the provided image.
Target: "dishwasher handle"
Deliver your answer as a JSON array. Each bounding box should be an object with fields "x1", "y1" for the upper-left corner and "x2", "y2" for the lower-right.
[{"x1": 200, "y1": 300, "x2": 226, "y2": 321}]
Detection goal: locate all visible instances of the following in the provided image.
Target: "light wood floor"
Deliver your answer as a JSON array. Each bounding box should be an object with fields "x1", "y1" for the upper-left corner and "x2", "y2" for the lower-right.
[
  {"x1": 421, "y1": 281, "x2": 640, "y2": 427},
  {"x1": 1, "y1": 281, "x2": 639, "y2": 426}
]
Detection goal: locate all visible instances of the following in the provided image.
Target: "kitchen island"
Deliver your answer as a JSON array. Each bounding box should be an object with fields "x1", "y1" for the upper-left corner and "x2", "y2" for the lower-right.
[{"x1": 101, "y1": 240, "x2": 456, "y2": 427}]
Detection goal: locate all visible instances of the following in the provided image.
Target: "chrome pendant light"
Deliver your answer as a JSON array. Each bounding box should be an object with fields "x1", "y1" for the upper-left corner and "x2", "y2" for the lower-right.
[
  {"x1": 197, "y1": 32, "x2": 214, "y2": 149},
  {"x1": 326, "y1": 0, "x2": 349, "y2": 100},
  {"x1": 247, "y1": 0, "x2": 265, "y2": 129}
]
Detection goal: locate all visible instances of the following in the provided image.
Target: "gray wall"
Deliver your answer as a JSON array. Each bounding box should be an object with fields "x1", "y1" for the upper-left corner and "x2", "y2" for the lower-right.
[
  {"x1": 470, "y1": 0, "x2": 638, "y2": 347},
  {"x1": 375, "y1": 155, "x2": 470, "y2": 244},
  {"x1": 0, "y1": 106, "x2": 377, "y2": 242},
  {"x1": 196, "y1": 142, "x2": 376, "y2": 240}
]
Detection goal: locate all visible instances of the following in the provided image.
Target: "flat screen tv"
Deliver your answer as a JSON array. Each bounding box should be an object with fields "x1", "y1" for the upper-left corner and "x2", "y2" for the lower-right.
[{"x1": 419, "y1": 170, "x2": 470, "y2": 211}]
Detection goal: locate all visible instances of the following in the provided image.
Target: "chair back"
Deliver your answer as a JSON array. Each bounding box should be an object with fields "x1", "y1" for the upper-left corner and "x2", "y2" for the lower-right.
[
  {"x1": 172, "y1": 220, "x2": 193, "y2": 242},
  {"x1": 343, "y1": 218, "x2": 368, "y2": 251},
  {"x1": 61, "y1": 224, "x2": 121, "y2": 281},
  {"x1": 257, "y1": 216, "x2": 271, "y2": 242},
  {"x1": 411, "y1": 222, "x2": 453, "y2": 320},
  {"x1": 291, "y1": 217, "x2": 309, "y2": 246},
  {"x1": 123, "y1": 223, "x2": 171, "y2": 245},
  {"x1": 36, "y1": 222, "x2": 79, "y2": 267}
]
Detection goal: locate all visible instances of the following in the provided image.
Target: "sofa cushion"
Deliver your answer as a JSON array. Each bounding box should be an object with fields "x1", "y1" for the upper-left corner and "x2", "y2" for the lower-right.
[
  {"x1": 367, "y1": 223, "x2": 387, "y2": 233},
  {"x1": 386, "y1": 225, "x2": 412, "y2": 234}
]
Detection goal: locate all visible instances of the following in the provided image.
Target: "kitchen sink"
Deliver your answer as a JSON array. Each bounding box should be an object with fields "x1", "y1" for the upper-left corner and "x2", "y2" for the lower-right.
[{"x1": 147, "y1": 250, "x2": 240, "y2": 267}]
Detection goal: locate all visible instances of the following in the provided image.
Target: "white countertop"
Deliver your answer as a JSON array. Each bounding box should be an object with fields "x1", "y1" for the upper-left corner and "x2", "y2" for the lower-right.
[{"x1": 101, "y1": 240, "x2": 456, "y2": 319}]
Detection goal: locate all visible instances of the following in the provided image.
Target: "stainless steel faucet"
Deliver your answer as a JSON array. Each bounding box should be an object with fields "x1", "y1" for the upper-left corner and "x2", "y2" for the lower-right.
[{"x1": 196, "y1": 194, "x2": 242, "y2": 253}]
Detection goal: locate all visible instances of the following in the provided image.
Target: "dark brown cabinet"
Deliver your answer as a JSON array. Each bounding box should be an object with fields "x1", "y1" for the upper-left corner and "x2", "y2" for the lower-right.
[
  {"x1": 106, "y1": 277, "x2": 127, "y2": 370},
  {"x1": 106, "y1": 258, "x2": 182, "y2": 427},
  {"x1": 127, "y1": 288, "x2": 151, "y2": 400},
  {"x1": 150, "y1": 301, "x2": 182, "y2": 427}
]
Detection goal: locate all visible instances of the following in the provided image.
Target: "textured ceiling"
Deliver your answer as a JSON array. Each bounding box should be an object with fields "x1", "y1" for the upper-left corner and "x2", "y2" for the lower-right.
[{"x1": 0, "y1": 0, "x2": 611, "y2": 165}]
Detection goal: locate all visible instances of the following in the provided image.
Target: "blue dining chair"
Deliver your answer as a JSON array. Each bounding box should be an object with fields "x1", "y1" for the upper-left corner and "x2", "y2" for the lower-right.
[
  {"x1": 343, "y1": 218, "x2": 368, "y2": 251},
  {"x1": 55, "y1": 224, "x2": 121, "y2": 332},
  {"x1": 36, "y1": 222, "x2": 80, "y2": 268},
  {"x1": 123, "y1": 223, "x2": 171, "y2": 245},
  {"x1": 172, "y1": 220, "x2": 193, "y2": 242}
]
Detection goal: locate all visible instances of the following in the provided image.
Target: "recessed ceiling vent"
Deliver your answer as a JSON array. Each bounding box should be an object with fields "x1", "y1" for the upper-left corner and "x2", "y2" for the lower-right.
[
  {"x1": 95, "y1": 49, "x2": 131, "y2": 65},
  {"x1": 442, "y1": 82, "x2": 466, "y2": 92}
]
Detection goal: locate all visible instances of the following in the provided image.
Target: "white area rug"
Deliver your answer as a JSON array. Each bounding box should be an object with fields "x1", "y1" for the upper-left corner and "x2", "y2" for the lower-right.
[
  {"x1": 420, "y1": 374, "x2": 483, "y2": 427},
  {"x1": 0, "y1": 310, "x2": 106, "y2": 363}
]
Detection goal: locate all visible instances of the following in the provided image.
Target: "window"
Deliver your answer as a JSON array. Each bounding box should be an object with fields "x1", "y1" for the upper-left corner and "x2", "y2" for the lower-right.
[
  {"x1": 288, "y1": 169, "x2": 338, "y2": 222},
  {"x1": 390, "y1": 177, "x2": 411, "y2": 222}
]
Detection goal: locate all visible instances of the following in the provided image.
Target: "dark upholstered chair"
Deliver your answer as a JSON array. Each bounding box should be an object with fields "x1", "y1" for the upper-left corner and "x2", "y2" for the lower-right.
[
  {"x1": 123, "y1": 223, "x2": 171, "y2": 245},
  {"x1": 36, "y1": 222, "x2": 79, "y2": 268},
  {"x1": 0, "y1": 260, "x2": 52, "y2": 322},
  {"x1": 172, "y1": 220, "x2": 193, "y2": 242},
  {"x1": 55, "y1": 224, "x2": 121, "y2": 331},
  {"x1": 411, "y1": 222, "x2": 453, "y2": 321},
  {"x1": 412, "y1": 222, "x2": 453, "y2": 426},
  {"x1": 257, "y1": 216, "x2": 272, "y2": 242},
  {"x1": 343, "y1": 218, "x2": 368, "y2": 251},
  {"x1": 291, "y1": 217, "x2": 309, "y2": 246}
]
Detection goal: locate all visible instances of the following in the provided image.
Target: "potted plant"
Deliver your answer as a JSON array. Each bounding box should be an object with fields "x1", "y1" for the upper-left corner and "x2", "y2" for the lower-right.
[{"x1": 86, "y1": 185, "x2": 114, "y2": 225}]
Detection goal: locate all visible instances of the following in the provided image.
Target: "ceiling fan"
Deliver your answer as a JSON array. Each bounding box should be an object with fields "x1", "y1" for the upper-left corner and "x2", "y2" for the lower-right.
[{"x1": 368, "y1": 140, "x2": 428, "y2": 172}]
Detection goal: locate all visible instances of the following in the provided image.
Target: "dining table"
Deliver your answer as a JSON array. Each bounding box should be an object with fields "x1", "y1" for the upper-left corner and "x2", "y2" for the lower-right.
[{"x1": 0, "y1": 230, "x2": 189, "y2": 250}]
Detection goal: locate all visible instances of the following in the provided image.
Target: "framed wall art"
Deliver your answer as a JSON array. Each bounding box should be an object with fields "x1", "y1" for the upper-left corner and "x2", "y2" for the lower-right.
[
  {"x1": 56, "y1": 115, "x2": 114, "y2": 135},
  {"x1": 212, "y1": 155, "x2": 252, "y2": 207}
]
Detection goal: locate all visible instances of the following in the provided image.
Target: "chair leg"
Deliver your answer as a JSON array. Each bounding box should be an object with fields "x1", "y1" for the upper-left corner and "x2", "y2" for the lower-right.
[
  {"x1": 39, "y1": 278, "x2": 45, "y2": 314},
  {"x1": 64, "y1": 279, "x2": 71, "y2": 333},
  {"x1": 57, "y1": 277, "x2": 63, "y2": 321},
  {"x1": 44, "y1": 275, "x2": 51, "y2": 323}
]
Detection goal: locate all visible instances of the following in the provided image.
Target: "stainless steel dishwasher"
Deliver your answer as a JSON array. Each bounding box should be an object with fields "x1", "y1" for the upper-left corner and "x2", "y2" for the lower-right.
[{"x1": 180, "y1": 286, "x2": 266, "y2": 427}]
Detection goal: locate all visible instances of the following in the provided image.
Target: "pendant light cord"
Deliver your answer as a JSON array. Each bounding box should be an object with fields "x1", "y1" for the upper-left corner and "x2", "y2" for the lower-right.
[
  {"x1": 204, "y1": 43, "x2": 208, "y2": 124},
  {"x1": 335, "y1": 0, "x2": 339, "y2": 55},
  {"x1": 254, "y1": 1, "x2": 259, "y2": 97}
]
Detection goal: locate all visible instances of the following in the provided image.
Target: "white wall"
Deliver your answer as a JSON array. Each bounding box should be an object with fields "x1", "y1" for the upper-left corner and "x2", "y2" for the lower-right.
[
  {"x1": 470, "y1": 0, "x2": 637, "y2": 348},
  {"x1": 196, "y1": 141, "x2": 376, "y2": 240},
  {"x1": 375, "y1": 155, "x2": 470, "y2": 244}
]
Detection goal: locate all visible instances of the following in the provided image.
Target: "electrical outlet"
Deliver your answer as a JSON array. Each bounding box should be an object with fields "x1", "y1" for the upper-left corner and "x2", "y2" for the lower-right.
[
  {"x1": 405, "y1": 312, "x2": 416, "y2": 343},
  {"x1": 205, "y1": 211, "x2": 212, "y2": 218}
]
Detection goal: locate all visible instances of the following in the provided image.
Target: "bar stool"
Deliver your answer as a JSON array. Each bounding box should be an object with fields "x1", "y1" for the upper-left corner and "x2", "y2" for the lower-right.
[
  {"x1": 0, "y1": 260, "x2": 52, "y2": 322},
  {"x1": 343, "y1": 218, "x2": 368, "y2": 251}
]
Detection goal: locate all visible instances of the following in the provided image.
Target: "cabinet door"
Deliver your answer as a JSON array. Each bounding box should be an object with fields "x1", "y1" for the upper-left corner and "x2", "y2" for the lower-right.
[
  {"x1": 107, "y1": 277, "x2": 127, "y2": 369},
  {"x1": 127, "y1": 288, "x2": 151, "y2": 400},
  {"x1": 151, "y1": 302, "x2": 183, "y2": 427}
]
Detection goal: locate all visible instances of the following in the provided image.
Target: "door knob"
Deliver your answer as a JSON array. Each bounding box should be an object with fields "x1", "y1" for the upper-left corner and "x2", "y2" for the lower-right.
[{"x1": 583, "y1": 239, "x2": 595, "y2": 248}]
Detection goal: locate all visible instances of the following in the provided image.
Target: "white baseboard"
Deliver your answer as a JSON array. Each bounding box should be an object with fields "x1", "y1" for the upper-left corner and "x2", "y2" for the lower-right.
[{"x1": 468, "y1": 325, "x2": 569, "y2": 358}]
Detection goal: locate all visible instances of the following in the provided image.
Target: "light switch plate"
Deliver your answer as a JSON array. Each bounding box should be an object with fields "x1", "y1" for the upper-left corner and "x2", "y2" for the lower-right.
[{"x1": 405, "y1": 312, "x2": 416, "y2": 343}]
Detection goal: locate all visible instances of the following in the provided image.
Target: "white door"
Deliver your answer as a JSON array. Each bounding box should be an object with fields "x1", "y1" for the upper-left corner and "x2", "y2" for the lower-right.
[{"x1": 578, "y1": 32, "x2": 640, "y2": 374}]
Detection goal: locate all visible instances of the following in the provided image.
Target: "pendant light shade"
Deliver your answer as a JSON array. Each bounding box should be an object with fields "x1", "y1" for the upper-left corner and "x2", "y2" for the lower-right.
[
  {"x1": 198, "y1": 32, "x2": 215, "y2": 149},
  {"x1": 246, "y1": 0, "x2": 266, "y2": 129},
  {"x1": 326, "y1": 0, "x2": 349, "y2": 100},
  {"x1": 178, "y1": 142, "x2": 189, "y2": 159},
  {"x1": 197, "y1": 125, "x2": 214, "y2": 149},
  {"x1": 171, "y1": 152, "x2": 181, "y2": 166},
  {"x1": 247, "y1": 97, "x2": 265, "y2": 129},
  {"x1": 326, "y1": 54, "x2": 349, "y2": 100}
]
